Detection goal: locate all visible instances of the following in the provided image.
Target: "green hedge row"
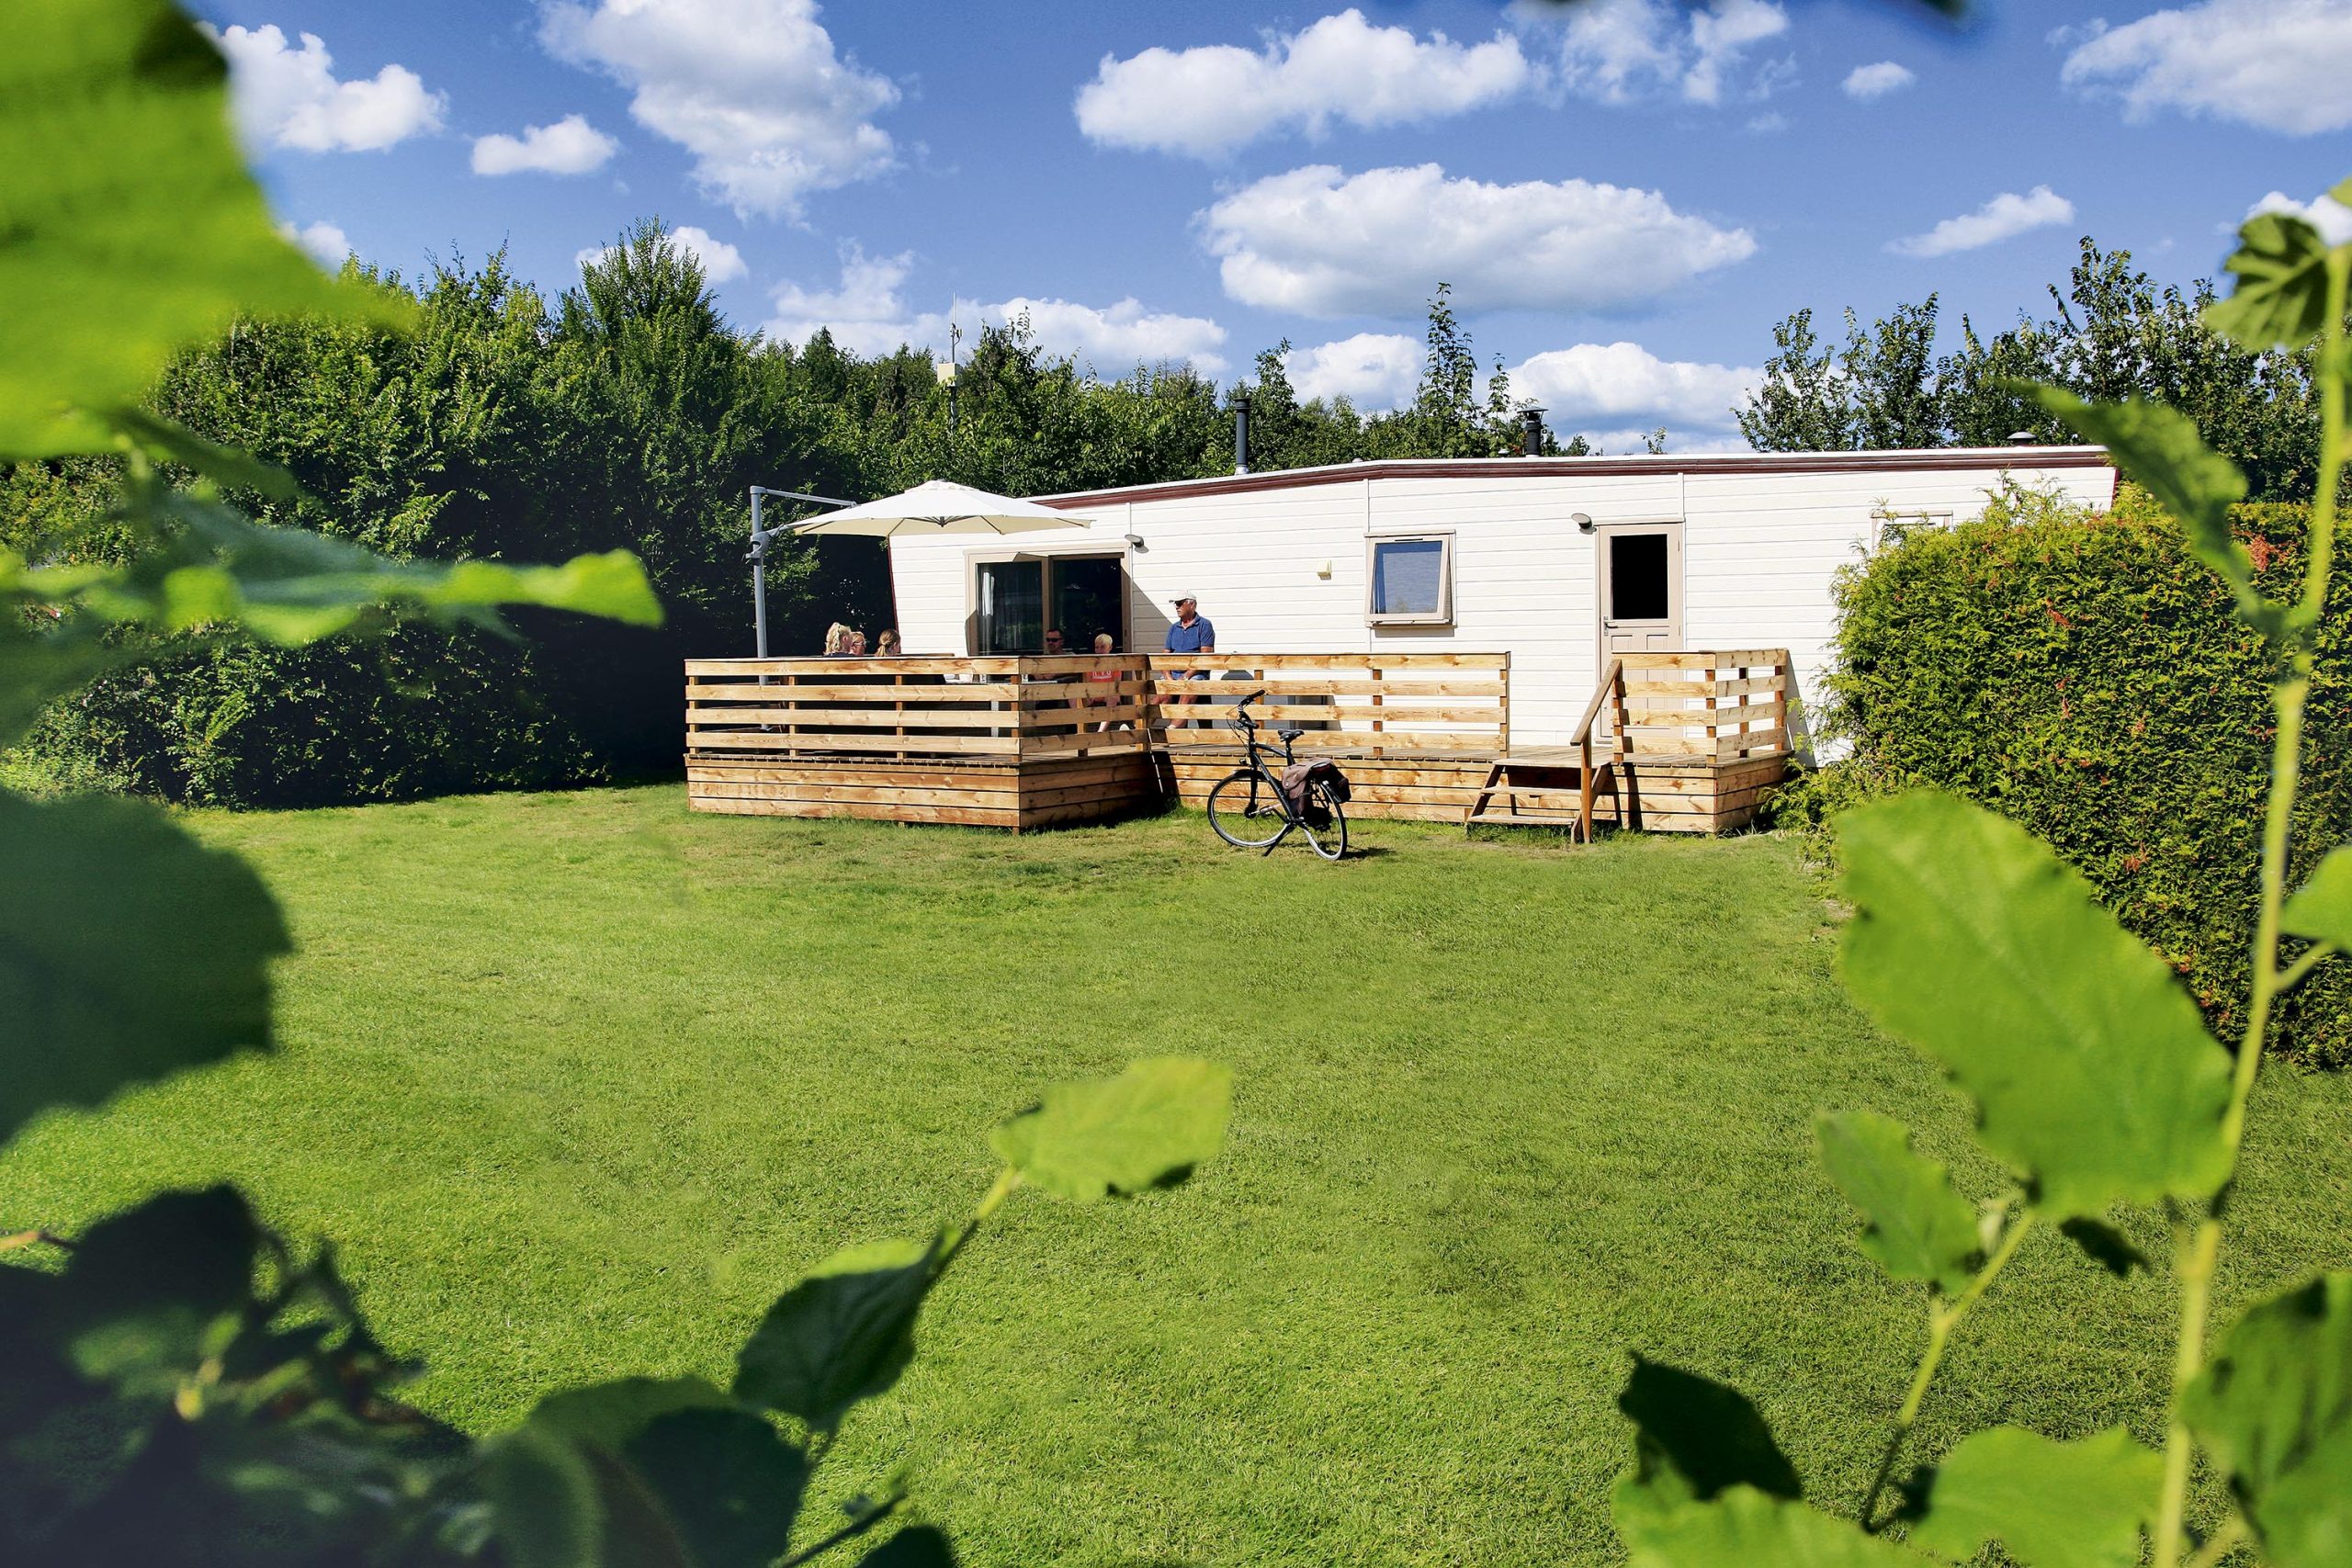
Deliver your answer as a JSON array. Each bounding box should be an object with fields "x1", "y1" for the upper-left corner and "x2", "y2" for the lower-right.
[
  {"x1": 18, "y1": 622, "x2": 613, "y2": 809},
  {"x1": 1776, "y1": 483, "x2": 2352, "y2": 1066}
]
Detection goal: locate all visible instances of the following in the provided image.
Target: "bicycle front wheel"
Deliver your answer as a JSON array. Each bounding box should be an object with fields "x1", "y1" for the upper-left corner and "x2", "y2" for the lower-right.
[
  {"x1": 1299, "y1": 782, "x2": 1349, "y2": 861},
  {"x1": 1206, "y1": 770, "x2": 1284, "y2": 848}
]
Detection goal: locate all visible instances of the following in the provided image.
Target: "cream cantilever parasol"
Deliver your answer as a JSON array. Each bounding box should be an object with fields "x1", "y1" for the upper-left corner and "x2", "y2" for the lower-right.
[{"x1": 788, "y1": 479, "x2": 1096, "y2": 537}]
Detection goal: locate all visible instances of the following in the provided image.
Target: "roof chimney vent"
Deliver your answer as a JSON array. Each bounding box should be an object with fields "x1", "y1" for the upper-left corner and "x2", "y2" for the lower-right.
[
  {"x1": 1521, "y1": 407, "x2": 1546, "y2": 457},
  {"x1": 1233, "y1": 400, "x2": 1250, "y2": 476}
]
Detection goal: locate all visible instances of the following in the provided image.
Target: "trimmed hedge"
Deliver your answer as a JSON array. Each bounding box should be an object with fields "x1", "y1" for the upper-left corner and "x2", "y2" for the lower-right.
[
  {"x1": 22, "y1": 622, "x2": 605, "y2": 809},
  {"x1": 1776, "y1": 483, "x2": 2352, "y2": 1066}
]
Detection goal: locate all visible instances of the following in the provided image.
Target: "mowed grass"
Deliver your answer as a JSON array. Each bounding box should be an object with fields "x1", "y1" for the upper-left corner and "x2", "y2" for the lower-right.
[{"x1": 6, "y1": 785, "x2": 2350, "y2": 1564}]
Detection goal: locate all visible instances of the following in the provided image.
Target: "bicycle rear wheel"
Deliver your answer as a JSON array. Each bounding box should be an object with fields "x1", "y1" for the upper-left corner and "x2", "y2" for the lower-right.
[
  {"x1": 1299, "y1": 782, "x2": 1349, "y2": 861},
  {"x1": 1206, "y1": 770, "x2": 1284, "y2": 848}
]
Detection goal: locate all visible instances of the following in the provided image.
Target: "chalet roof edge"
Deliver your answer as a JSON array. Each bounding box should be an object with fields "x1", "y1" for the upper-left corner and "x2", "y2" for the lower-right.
[{"x1": 1029, "y1": 445, "x2": 2114, "y2": 509}]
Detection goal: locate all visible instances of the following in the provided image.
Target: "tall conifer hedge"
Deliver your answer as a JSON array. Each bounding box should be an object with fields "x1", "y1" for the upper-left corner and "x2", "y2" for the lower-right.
[{"x1": 1781, "y1": 483, "x2": 2352, "y2": 1064}]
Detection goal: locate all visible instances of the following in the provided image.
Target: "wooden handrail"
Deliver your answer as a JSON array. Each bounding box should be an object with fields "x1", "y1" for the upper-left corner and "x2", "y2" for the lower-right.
[
  {"x1": 1570, "y1": 657, "x2": 1624, "y2": 749},
  {"x1": 1571, "y1": 658, "x2": 1624, "y2": 843}
]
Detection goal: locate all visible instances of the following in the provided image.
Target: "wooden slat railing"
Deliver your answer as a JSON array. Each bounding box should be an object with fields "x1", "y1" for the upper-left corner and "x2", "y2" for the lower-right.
[
  {"x1": 684, "y1": 656, "x2": 1154, "y2": 762},
  {"x1": 1145, "y1": 652, "x2": 1509, "y2": 756},
  {"x1": 1612, "y1": 649, "x2": 1791, "y2": 761}
]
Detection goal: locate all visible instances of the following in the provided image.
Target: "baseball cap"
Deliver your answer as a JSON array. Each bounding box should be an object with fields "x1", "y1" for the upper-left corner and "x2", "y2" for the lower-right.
[{"x1": 1170, "y1": 593, "x2": 1197, "y2": 605}]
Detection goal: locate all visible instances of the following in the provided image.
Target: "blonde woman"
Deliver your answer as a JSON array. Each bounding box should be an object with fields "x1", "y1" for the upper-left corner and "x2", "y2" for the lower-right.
[
  {"x1": 875, "y1": 629, "x2": 902, "y2": 656},
  {"x1": 822, "y1": 622, "x2": 853, "y2": 657}
]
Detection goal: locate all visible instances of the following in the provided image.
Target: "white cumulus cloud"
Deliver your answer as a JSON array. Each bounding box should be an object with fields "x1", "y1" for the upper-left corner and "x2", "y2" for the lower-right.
[
  {"x1": 538, "y1": 0, "x2": 897, "y2": 219},
  {"x1": 1533, "y1": 0, "x2": 1791, "y2": 107},
  {"x1": 763, "y1": 249, "x2": 1227, "y2": 373},
  {"x1": 576, "y1": 224, "x2": 749, "y2": 284},
  {"x1": 2060, "y1": 0, "x2": 2352, "y2": 135},
  {"x1": 1842, "y1": 61, "x2": 1916, "y2": 99},
  {"x1": 281, "y1": 220, "x2": 353, "y2": 267},
  {"x1": 209, "y1": 24, "x2": 445, "y2": 152},
  {"x1": 1283, "y1": 333, "x2": 1422, "y2": 409},
  {"x1": 1889, "y1": 186, "x2": 2075, "y2": 258},
  {"x1": 1075, "y1": 9, "x2": 1536, "y2": 158},
  {"x1": 472, "y1": 114, "x2": 619, "y2": 175},
  {"x1": 1506, "y1": 341, "x2": 1759, "y2": 449},
  {"x1": 1200, "y1": 164, "x2": 1756, "y2": 319},
  {"x1": 2246, "y1": 187, "x2": 2352, "y2": 245}
]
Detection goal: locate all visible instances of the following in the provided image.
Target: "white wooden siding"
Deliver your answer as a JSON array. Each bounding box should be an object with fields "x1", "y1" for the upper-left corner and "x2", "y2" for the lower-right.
[{"x1": 884, "y1": 457, "x2": 2116, "y2": 750}]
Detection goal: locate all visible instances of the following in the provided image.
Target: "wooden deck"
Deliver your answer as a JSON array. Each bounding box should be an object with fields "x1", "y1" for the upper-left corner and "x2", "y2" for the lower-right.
[
  {"x1": 684, "y1": 655, "x2": 1157, "y2": 829},
  {"x1": 685, "y1": 650, "x2": 1791, "y2": 836}
]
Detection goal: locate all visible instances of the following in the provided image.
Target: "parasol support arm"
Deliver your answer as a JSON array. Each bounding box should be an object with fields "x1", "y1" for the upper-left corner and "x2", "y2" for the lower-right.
[{"x1": 748, "y1": 485, "x2": 854, "y2": 657}]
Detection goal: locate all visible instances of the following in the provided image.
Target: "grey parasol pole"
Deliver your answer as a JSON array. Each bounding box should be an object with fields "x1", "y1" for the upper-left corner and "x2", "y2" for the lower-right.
[{"x1": 747, "y1": 485, "x2": 853, "y2": 657}]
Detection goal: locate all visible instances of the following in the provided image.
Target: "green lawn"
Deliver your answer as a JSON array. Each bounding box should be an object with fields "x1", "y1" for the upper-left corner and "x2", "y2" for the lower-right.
[{"x1": 6, "y1": 786, "x2": 2349, "y2": 1564}]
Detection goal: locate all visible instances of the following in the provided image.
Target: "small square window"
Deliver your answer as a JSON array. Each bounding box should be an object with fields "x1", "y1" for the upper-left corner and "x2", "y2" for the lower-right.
[{"x1": 1367, "y1": 535, "x2": 1453, "y2": 626}]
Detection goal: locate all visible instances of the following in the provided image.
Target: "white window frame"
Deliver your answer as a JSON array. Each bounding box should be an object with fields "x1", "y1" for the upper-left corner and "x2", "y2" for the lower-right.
[
  {"x1": 1870, "y1": 507, "x2": 1953, "y2": 549},
  {"x1": 1364, "y1": 532, "x2": 1453, "y2": 626}
]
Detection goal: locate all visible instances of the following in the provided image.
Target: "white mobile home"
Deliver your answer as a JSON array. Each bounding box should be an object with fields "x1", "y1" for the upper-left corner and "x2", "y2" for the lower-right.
[{"x1": 882, "y1": 446, "x2": 2116, "y2": 751}]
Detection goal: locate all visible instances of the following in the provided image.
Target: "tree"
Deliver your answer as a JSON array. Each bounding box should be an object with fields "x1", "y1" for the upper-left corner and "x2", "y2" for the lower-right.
[
  {"x1": 1747, "y1": 241, "x2": 2325, "y2": 501},
  {"x1": 1736, "y1": 307, "x2": 1854, "y2": 451}
]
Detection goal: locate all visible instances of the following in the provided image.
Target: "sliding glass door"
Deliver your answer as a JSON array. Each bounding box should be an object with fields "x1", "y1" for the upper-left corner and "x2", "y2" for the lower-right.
[{"x1": 976, "y1": 555, "x2": 1127, "y2": 652}]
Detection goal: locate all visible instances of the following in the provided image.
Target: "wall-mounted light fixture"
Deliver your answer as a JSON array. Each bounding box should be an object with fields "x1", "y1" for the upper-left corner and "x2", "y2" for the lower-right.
[
  {"x1": 1124, "y1": 531, "x2": 1146, "y2": 549},
  {"x1": 1571, "y1": 512, "x2": 1595, "y2": 534}
]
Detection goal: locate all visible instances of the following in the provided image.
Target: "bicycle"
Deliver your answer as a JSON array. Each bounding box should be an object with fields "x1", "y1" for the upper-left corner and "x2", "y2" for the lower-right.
[{"x1": 1204, "y1": 690, "x2": 1349, "y2": 860}]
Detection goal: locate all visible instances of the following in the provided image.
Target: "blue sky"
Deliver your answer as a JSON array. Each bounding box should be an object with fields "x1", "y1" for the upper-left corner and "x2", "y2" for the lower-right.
[{"x1": 194, "y1": 0, "x2": 2352, "y2": 449}]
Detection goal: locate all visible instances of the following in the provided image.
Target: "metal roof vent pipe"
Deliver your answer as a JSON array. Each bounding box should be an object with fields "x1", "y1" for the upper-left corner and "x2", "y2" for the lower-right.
[
  {"x1": 1233, "y1": 399, "x2": 1250, "y2": 476},
  {"x1": 1521, "y1": 406, "x2": 1546, "y2": 457}
]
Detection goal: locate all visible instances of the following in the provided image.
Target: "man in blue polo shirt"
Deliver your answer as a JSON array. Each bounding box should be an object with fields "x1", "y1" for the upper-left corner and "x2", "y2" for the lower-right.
[{"x1": 1164, "y1": 594, "x2": 1216, "y2": 725}]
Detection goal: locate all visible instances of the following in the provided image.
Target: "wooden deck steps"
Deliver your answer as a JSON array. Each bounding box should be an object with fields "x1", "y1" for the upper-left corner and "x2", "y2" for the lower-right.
[
  {"x1": 1464, "y1": 756, "x2": 1613, "y2": 840},
  {"x1": 1454, "y1": 652, "x2": 1792, "y2": 839}
]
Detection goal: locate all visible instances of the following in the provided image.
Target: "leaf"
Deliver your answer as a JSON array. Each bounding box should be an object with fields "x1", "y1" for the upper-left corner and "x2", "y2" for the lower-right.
[
  {"x1": 734, "y1": 1235, "x2": 939, "y2": 1433},
  {"x1": 21, "y1": 493, "x2": 664, "y2": 646},
  {"x1": 0, "y1": 625, "x2": 132, "y2": 750},
  {"x1": 2283, "y1": 846, "x2": 2352, "y2": 952},
  {"x1": 482, "y1": 1427, "x2": 606, "y2": 1568},
  {"x1": 524, "y1": 1379, "x2": 812, "y2": 1566},
  {"x1": 530, "y1": 1377, "x2": 736, "y2": 1451},
  {"x1": 621, "y1": 1407, "x2": 809, "y2": 1568},
  {"x1": 60, "y1": 1186, "x2": 261, "y2": 1389},
  {"x1": 2183, "y1": 1272, "x2": 2352, "y2": 1568},
  {"x1": 2057, "y1": 1218, "x2": 2149, "y2": 1279},
  {"x1": 2024, "y1": 390, "x2": 2280, "y2": 638},
  {"x1": 0, "y1": 0, "x2": 401, "y2": 458},
  {"x1": 859, "y1": 1525, "x2": 959, "y2": 1566},
  {"x1": 988, "y1": 1056, "x2": 1233, "y2": 1203},
  {"x1": 1815, "y1": 1112, "x2": 1981, "y2": 1294},
  {"x1": 1838, "y1": 792, "x2": 2232, "y2": 1219},
  {"x1": 1909, "y1": 1426, "x2": 2162, "y2": 1568},
  {"x1": 2206, "y1": 211, "x2": 2338, "y2": 352},
  {"x1": 1613, "y1": 1482, "x2": 1926, "y2": 1568},
  {"x1": 1615, "y1": 1356, "x2": 1801, "y2": 1506},
  {"x1": 107, "y1": 407, "x2": 303, "y2": 500},
  {"x1": 0, "y1": 791, "x2": 289, "y2": 1147}
]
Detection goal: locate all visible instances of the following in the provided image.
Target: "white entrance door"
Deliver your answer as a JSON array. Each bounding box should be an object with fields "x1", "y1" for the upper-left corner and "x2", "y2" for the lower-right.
[{"x1": 1598, "y1": 523, "x2": 1684, "y2": 660}]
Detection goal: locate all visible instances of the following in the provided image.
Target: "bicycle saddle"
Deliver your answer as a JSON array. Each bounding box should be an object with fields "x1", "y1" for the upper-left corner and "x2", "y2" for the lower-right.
[{"x1": 1276, "y1": 725, "x2": 1306, "y2": 741}]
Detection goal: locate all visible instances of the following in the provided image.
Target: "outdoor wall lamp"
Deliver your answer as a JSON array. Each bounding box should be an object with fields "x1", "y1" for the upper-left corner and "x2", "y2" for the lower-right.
[
  {"x1": 1124, "y1": 531, "x2": 1146, "y2": 549},
  {"x1": 1572, "y1": 512, "x2": 1595, "y2": 534}
]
